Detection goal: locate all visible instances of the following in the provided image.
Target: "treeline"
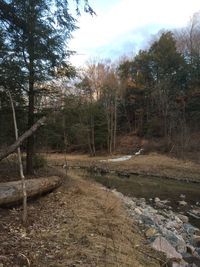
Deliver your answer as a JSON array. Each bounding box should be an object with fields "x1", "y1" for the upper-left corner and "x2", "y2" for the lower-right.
[{"x1": 1, "y1": 11, "x2": 200, "y2": 159}]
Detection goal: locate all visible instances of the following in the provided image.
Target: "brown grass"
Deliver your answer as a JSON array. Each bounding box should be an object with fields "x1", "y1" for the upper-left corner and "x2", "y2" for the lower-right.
[
  {"x1": 46, "y1": 152, "x2": 200, "y2": 182},
  {"x1": 0, "y1": 167, "x2": 162, "y2": 267}
]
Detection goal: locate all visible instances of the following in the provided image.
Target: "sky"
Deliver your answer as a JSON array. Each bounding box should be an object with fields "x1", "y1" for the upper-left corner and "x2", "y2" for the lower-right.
[{"x1": 69, "y1": 0, "x2": 200, "y2": 67}]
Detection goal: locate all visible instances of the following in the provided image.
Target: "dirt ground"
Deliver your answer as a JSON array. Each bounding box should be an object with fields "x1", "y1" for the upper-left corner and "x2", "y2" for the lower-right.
[
  {"x1": 0, "y1": 161, "x2": 163, "y2": 267},
  {"x1": 46, "y1": 152, "x2": 200, "y2": 182}
]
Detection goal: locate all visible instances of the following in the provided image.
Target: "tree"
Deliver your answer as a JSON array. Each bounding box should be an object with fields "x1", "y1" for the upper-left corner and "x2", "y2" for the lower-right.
[
  {"x1": 118, "y1": 32, "x2": 187, "y2": 149},
  {"x1": 79, "y1": 61, "x2": 119, "y2": 154},
  {"x1": 6, "y1": 89, "x2": 27, "y2": 224},
  {"x1": 0, "y1": 0, "x2": 94, "y2": 173}
]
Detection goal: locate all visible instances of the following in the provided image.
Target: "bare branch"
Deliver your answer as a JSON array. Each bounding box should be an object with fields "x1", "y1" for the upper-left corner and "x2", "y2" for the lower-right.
[{"x1": 0, "y1": 116, "x2": 46, "y2": 162}]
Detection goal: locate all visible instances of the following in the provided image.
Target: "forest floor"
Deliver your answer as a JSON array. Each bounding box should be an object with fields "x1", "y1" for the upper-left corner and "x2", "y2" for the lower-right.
[
  {"x1": 47, "y1": 152, "x2": 200, "y2": 182},
  {"x1": 0, "y1": 160, "x2": 163, "y2": 267}
]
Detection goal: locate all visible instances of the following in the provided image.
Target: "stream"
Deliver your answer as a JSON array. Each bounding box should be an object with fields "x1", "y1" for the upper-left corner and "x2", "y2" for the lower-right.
[
  {"x1": 73, "y1": 168, "x2": 200, "y2": 266},
  {"x1": 82, "y1": 170, "x2": 200, "y2": 229}
]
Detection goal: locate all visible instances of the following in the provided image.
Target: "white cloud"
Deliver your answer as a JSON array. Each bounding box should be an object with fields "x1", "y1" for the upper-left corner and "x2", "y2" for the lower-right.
[{"x1": 69, "y1": 0, "x2": 200, "y2": 66}]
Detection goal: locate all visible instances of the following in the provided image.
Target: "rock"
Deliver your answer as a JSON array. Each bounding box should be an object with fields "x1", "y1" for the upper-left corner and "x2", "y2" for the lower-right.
[
  {"x1": 178, "y1": 200, "x2": 187, "y2": 206},
  {"x1": 153, "y1": 214, "x2": 164, "y2": 225},
  {"x1": 166, "y1": 221, "x2": 182, "y2": 230},
  {"x1": 145, "y1": 228, "x2": 157, "y2": 238},
  {"x1": 195, "y1": 230, "x2": 200, "y2": 236},
  {"x1": 134, "y1": 207, "x2": 142, "y2": 215},
  {"x1": 177, "y1": 214, "x2": 189, "y2": 224},
  {"x1": 151, "y1": 236, "x2": 182, "y2": 260},
  {"x1": 186, "y1": 245, "x2": 196, "y2": 256},
  {"x1": 188, "y1": 208, "x2": 200, "y2": 219},
  {"x1": 161, "y1": 230, "x2": 187, "y2": 254},
  {"x1": 175, "y1": 236, "x2": 187, "y2": 254},
  {"x1": 155, "y1": 201, "x2": 166, "y2": 208},
  {"x1": 183, "y1": 224, "x2": 199, "y2": 236},
  {"x1": 196, "y1": 247, "x2": 200, "y2": 256},
  {"x1": 154, "y1": 197, "x2": 160, "y2": 203},
  {"x1": 192, "y1": 235, "x2": 200, "y2": 247},
  {"x1": 125, "y1": 199, "x2": 136, "y2": 209},
  {"x1": 174, "y1": 216, "x2": 183, "y2": 224},
  {"x1": 162, "y1": 199, "x2": 170, "y2": 204},
  {"x1": 182, "y1": 255, "x2": 200, "y2": 267},
  {"x1": 141, "y1": 215, "x2": 155, "y2": 226},
  {"x1": 169, "y1": 259, "x2": 188, "y2": 267},
  {"x1": 160, "y1": 209, "x2": 174, "y2": 219},
  {"x1": 136, "y1": 198, "x2": 146, "y2": 206},
  {"x1": 180, "y1": 194, "x2": 186, "y2": 199},
  {"x1": 176, "y1": 243, "x2": 187, "y2": 254}
]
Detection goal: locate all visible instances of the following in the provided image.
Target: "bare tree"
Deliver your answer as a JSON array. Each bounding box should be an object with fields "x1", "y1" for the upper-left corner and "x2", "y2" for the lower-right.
[{"x1": 6, "y1": 89, "x2": 27, "y2": 224}]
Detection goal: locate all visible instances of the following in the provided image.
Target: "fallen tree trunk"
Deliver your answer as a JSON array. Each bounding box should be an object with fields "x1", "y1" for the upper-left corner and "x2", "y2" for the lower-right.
[
  {"x1": 0, "y1": 116, "x2": 46, "y2": 162},
  {"x1": 0, "y1": 176, "x2": 61, "y2": 206}
]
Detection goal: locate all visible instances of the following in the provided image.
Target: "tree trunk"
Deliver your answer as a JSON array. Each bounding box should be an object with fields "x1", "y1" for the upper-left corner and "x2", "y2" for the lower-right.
[
  {"x1": 26, "y1": 0, "x2": 35, "y2": 174},
  {"x1": 0, "y1": 177, "x2": 61, "y2": 206},
  {"x1": 26, "y1": 82, "x2": 35, "y2": 174},
  {"x1": 109, "y1": 108, "x2": 113, "y2": 154},
  {"x1": 91, "y1": 115, "x2": 96, "y2": 156},
  {"x1": 106, "y1": 107, "x2": 111, "y2": 154},
  {"x1": 113, "y1": 95, "x2": 117, "y2": 152},
  {"x1": 7, "y1": 90, "x2": 27, "y2": 224}
]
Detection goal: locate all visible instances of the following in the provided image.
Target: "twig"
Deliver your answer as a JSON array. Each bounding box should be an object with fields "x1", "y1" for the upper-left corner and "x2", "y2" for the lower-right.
[{"x1": 18, "y1": 253, "x2": 31, "y2": 267}]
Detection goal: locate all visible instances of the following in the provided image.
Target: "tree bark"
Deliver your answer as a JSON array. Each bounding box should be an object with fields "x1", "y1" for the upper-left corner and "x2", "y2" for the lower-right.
[
  {"x1": 26, "y1": 0, "x2": 35, "y2": 174},
  {"x1": 113, "y1": 94, "x2": 117, "y2": 152},
  {"x1": 0, "y1": 177, "x2": 61, "y2": 206},
  {"x1": 7, "y1": 90, "x2": 27, "y2": 224},
  {"x1": 26, "y1": 80, "x2": 35, "y2": 174},
  {"x1": 110, "y1": 107, "x2": 113, "y2": 154},
  {"x1": 0, "y1": 116, "x2": 46, "y2": 162}
]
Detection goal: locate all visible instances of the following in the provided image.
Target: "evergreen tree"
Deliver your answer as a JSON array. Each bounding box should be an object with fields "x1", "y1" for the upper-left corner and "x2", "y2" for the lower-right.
[{"x1": 0, "y1": 0, "x2": 94, "y2": 173}]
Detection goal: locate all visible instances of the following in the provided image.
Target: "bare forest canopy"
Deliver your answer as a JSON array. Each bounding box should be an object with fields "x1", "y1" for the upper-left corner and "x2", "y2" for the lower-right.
[{"x1": 0, "y1": 5, "x2": 200, "y2": 163}]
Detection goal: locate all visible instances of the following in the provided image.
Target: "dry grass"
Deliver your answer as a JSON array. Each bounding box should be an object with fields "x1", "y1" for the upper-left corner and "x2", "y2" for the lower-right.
[
  {"x1": 0, "y1": 168, "x2": 162, "y2": 267},
  {"x1": 46, "y1": 152, "x2": 200, "y2": 182}
]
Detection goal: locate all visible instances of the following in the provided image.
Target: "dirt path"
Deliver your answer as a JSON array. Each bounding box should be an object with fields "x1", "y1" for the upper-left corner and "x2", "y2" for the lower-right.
[{"x1": 0, "y1": 167, "x2": 161, "y2": 267}]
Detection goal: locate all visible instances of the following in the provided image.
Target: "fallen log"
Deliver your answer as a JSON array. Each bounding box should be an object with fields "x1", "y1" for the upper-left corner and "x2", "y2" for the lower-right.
[{"x1": 0, "y1": 176, "x2": 62, "y2": 206}]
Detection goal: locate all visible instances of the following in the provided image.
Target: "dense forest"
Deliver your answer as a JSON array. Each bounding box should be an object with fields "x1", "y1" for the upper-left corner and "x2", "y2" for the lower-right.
[{"x1": 0, "y1": 3, "x2": 200, "y2": 173}]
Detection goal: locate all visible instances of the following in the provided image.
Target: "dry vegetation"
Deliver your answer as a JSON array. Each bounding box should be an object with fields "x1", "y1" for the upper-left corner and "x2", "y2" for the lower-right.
[
  {"x1": 0, "y1": 163, "x2": 162, "y2": 267},
  {"x1": 47, "y1": 152, "x2": 200, "y2": 182},
  {"x1": 0, "y1": 151, "x2": 198, "y2": 266}
]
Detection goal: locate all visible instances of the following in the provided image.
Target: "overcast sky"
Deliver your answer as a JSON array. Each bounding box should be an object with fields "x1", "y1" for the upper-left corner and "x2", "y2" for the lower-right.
[{"x1": 69, "y1": 0, "x2": 200, "y2": 66}]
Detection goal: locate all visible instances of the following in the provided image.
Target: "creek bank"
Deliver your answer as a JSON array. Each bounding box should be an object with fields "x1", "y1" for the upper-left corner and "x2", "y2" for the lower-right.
[
  {"x1": 72, "y1": 167, "x2": 200, "y2": 230},
  {"x1": 109, "y1": 189, "x2": 200, "y2": 267},
  {"x1": 68, "y1": 164, "x2": 200, "y2": 184}
]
